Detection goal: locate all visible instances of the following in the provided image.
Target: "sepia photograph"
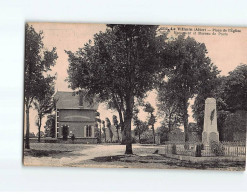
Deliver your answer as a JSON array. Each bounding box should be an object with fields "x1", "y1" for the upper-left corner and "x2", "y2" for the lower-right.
[{"x1": 23, "y1": 23, "x2": 247, "y2": 171}]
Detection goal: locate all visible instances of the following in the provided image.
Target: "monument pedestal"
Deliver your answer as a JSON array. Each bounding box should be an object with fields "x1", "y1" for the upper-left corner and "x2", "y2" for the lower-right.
[{"x1": 202, "y1": 98, "x2": 219, "y2": 146}]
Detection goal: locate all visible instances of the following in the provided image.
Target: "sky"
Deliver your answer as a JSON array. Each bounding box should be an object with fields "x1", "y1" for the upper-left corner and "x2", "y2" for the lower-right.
[{"x1": 27, "y1": 23, "x2": 247, "y2": 134}]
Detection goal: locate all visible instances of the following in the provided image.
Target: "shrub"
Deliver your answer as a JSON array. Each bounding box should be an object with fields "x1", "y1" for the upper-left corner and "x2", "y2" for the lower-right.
[
  {"x1": 171, "y1": 144, "x2": 177, "y2": 154},
  {"x1": 184, "y1": 142, "x2": 189, "y2": 150},
  {"x1": 140, "y1": 131, "x2": 154, "y2": 144},
  {"x1": 210, "y1": 141, "x2": 224, "y2": 156},
  {"x1": 71, "y1": 134, "x2": 75, "y2": 142},
  {"x1": 195, "y1": 144, "x2": 202, "y2": 157},
  {"x1": 62, "y1": 126, "x2": 68, "y2": 141}
]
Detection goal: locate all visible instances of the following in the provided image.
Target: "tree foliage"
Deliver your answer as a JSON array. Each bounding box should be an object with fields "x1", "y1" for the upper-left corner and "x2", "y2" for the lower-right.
[
  {"x1": 162, "y1": 34, "x2": 218, "y2": 141},
  {"x1": 143, "y1": 102, "x2": 156, "y2": 144},
  {"x1": 66, "y1": 24, "x2": 167, "y2": 154},
  {"x1": 105, "y1": 117, "x2": 113, "y2": 142},
  {"x1": 33, "y1": 75, "x2": 56, "y2": 142},
  {"x1": 24, "y1": 24, "x2": 57, "y2": 148},
  {"x1": 224, "y1": 64, "x2": 247, "y2": 112},
  {"x1": 192, "y1": 64, "x2": 247, "y2": 140},
  {"x1": 101, "y1": 120, "x2": 106, "y2": 143},
  {"x1": 44, "y1": 114, "x2": 56, "y2": 138},
  {"x1": 157, "y1": 81, "x2": 183, "y2": 132},
  {"x1": 132, "y1": 107, "x2": 143, "y2": 143},
  {"x1": 112, "y1": 115, "x2": 120, "y2": 142}
]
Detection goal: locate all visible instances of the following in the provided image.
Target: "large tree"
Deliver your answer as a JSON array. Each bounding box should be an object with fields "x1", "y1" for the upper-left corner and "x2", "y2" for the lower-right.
[
  {"x1": 33, "y1": 75, "x2": 56, "y2": 142},
  {"x1": 24, "y1": 24, "x2": 57, "y2": 149},
  {"x1": 66, "y1": 24, "x2": 166, "y2": 154},
  {"x1": 224, "y1": 64, "x2": 247, "y2": 112},
  {"x1": 162, "y1": 34, "x2": 218, "y2": 142},
  {"x1": 193, "y1": 64, "x2": 247, "y2": 140}
]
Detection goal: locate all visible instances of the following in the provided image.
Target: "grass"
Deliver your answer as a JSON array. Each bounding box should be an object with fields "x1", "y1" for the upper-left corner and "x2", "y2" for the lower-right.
[
  {"x1": 91, "y1": 154, "x2": 246, "y2": 171},
  {"x1": 23, "y1": 143, "x2": 246, "y2": 171},
  {"x1": 24, "y1": 149, "x2": 71, "y2": 157}
]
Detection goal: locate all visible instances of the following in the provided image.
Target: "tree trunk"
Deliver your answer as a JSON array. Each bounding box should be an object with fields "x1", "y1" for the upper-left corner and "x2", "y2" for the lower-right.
[
  {"x1": 183, "y1": 98, "x2": 189, "y2": 142},
  {"x1": 99, "y1": 122, "x2": 102, "y2": 143},
  {"x1": 138, "y1": 127, "x2": 141, "y2": 143},
  {"x1": 25, "y1": 103, "x2": 30, "y2": 149},
  {"x1": 38, "y1": 116, "x2": 42, "y2": 142},
  {"x1": 152, "y1": 124, "x2": 155, "y2": 144},
  {"x1": 168, "y1": 114, "x2": 172, "y2": 132},
  {"x1": 110, "y1": 129, "x2": 113, "y2": 142},
  {"x1": 118, "y1": 111, "x2": 126, "y2": 144},
  {"x1": 116, "y1": 127, "x2": 120, "y2": 142},
  {"x1": 124, "y1": 95, "x2": 134, "y2": 154},
  {"x1": 121, "y1": 128, "x2": 126, "y2": 144},
  {"x1": 124, "y1": 115, "x2": 133, "y2": 154}
]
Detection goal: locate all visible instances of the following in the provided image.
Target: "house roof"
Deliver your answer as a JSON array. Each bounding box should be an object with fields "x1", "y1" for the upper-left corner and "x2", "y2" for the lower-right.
[{"x1": 54, "y1": 91, "x2": 98, "y2": 110}]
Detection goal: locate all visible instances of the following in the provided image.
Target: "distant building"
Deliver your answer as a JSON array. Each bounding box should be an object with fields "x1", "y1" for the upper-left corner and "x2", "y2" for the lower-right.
[{"x1": 54, "y1": 91, "x2": 98, "y2": 143}]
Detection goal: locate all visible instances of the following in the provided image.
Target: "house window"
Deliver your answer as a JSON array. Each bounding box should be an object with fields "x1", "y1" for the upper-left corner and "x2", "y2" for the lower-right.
[{"x1": 86, "y1": 125, "x2": 92, "y2": 137}]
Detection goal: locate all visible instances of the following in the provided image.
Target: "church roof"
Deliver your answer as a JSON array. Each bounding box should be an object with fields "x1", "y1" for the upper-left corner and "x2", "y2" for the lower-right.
[{"x1": 54, "y1": 91, "x2": 98, "y2": 110}]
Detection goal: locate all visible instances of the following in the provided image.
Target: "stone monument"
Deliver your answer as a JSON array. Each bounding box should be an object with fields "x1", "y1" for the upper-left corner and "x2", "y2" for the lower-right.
[{"x1": 202, "y1": 98, "x2": 219, "y2": 146}]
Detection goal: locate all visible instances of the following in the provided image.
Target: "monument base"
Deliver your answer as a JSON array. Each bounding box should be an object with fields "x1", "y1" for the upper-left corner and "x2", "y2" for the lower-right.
[{"x1": 202, "y1": 131, "x2": 219, "y2": 146}]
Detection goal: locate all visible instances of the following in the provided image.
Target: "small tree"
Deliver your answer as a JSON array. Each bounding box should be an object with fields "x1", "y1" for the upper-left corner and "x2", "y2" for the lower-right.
[
  {"x1": 95, "y1": 111, "x2": 102, "y2": 143},
  {"x1": 102, "y1": 120, "x2": 106, "y2": 143},
  {"x1": 134, "y1": 121, "x2": 149, "y2": 143},
  {"x1": 44, "y1": 114, "x2": 56, "y2": 138},
  {"x1": 144, "y1": 102, "x2": 156, "y2": 144},
  {"x1": 36, "y1": 131, "x2": 44, "y2": 138},
  {"x1": 157, "y1": 81, "x2": 183, "y2": 132},
  {"x1": 156, "y1": 123, "x2": 169, "y2": 143},
  {"x1": 33, "y1": 76, "x2": 56, "y2": 142},
  {"x1": 29, "y1": 132, "x2": 36, "y2": 138},
  {"x1": 112, "y1": 115, "x2": 120, "y2": 142},
  {"x1": 106, "y1": 117, "x2": 113, "y2": 142},
  {"x1": 133, "y1": 107, "x2": 142, "y2": 143}
]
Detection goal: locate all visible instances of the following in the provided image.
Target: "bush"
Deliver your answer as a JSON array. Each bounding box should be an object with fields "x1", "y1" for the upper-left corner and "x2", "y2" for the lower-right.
[
  {"x1": 140, "y1": 131, "x2": 154, "y2": 144},
  {"x1": 71, "y1": 134, "x2": 75, "y2": 142},
  {"x1": 62, "y1": 128, "x2": 68, "y2": 141},
  {"x1": 210, "y1": 141, "x2": 224, "y2": 156},
  {"x1": 184, "y1": 142, "x2": 189, "y2": 150},
  {"x1": 195, "y1": 144, "x2": 202, "y2": 157},
  {"x1": 171, "y1": 144, "x2": 177, "y2": 154}
]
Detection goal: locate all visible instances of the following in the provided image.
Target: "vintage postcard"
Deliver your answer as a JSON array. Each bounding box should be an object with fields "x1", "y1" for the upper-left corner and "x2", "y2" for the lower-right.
[{"x1": 23, "y1": 23, "x2": 247, "y2": 171}]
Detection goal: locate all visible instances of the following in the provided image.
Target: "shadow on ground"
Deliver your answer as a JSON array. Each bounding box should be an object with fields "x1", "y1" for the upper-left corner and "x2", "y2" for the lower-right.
[
  {"x1": 91, "y1": 154, "x2": 245, "y2": 170},
  {"x1": 24, "y1": 149, "x2": 85, "y2": 159}
]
